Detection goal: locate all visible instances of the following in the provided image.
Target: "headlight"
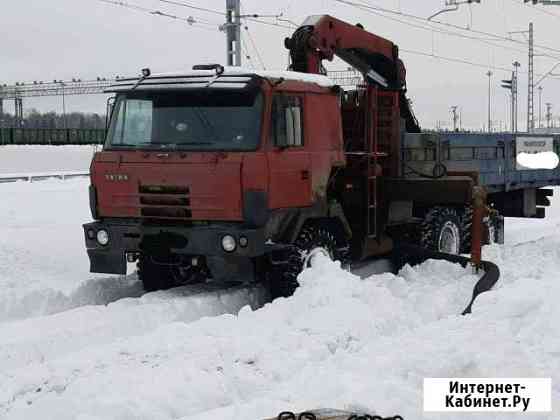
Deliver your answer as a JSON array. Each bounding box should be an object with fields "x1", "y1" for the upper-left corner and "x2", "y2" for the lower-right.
[
  {"x1": 96, "y1": 229, "x2": 110, "y2": 246},
  {"x1": 239, "y1": 236, "x2": 248, "y2": 248},
  {"x1": 87, "y1": 229, "x2": 95, "y2": 240},
  {"x1": 221, "y1": 235, "x2": 236, "y2": 252}
]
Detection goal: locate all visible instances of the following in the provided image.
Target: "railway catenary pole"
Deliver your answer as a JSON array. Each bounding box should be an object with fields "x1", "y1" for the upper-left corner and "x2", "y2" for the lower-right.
[
  {"x1": 538, "y1": 85, "x2": 543, "y2": 128},
  {"x1": 487, "y1": 70, "x2": 493, "y2": 133},
  {"x1": 225, "y1": 0, "x2": 242, "y2": 66},
  {"x1": 451, "y1": 105, "x2": 459, "y2": 132},
  {"x1": 527, "y1": 23, "x2": 535, "y2": 133},
  {"x1": 61, "y1": 82, "x2": 67, "y2": 130},
  {"x1": 0, "y1": 98, "x2": 3, "y2": 144},
  {"x1": 546, "y1": 102, "x2": 553, "y2": 129},
  {"x1": 14, "y1": 97, "x2": 23, "y2": 128},
  {"x1": 513, "y1": 61, "x2": 521, "y2": 134}
]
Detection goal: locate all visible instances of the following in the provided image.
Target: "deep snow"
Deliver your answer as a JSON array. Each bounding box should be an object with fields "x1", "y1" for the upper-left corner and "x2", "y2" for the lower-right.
[{"x1": 0, "y1": 167, "x2": 558, "y2": 419}]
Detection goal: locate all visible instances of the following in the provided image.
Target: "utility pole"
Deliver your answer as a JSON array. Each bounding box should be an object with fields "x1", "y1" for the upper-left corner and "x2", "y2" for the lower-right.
[
  {"x1": 527, "y1": 22, "x2": 535, "y2": 132},
  {"x1": 61, "y1": 82, "x2": 67, "y2": 130},
  {"x1": 538, "y1": 85, "x2": 543, "y2": 128},
  {"x1": 513, "y1": 61, "x2": 521, "y2": 133},
  {"x1": 509, "y1": 22, "x2": 534, "y2": 132},
  {"x1": 546, "y1": 103, "x2": 553, "y2": 129},
  {"x1": 487, "y1": 70, "x2": 493, "y2": 133},
  {"x1": 451, "y1": 106, "x2": 459, "y2": 132},
  {"x1": 14, "y1": 97, "x2": 23, "y2": 128},
  {"x1": 502, "y1": 63, "x2": 520, "y2": 134},
  {"x1": 0, "y1": 98, "x2": 3, "y2": 144},
  {"x1": 502, "y1": 73, "x2": 513, "y2": 133},
  {"x1": 225, "y1": 0, "x2": 242, "y2": 66}
]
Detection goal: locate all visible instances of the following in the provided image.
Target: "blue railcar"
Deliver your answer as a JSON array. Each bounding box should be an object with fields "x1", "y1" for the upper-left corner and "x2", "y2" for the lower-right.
[{"x1": 403, "y1": 132, "x2": 560, "y2": 219}]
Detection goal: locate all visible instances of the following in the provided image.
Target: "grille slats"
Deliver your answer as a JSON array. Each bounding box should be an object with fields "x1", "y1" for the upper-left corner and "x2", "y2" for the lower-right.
[{"x1": 139, "y1": 184, "x2": 192, "y2": 219}]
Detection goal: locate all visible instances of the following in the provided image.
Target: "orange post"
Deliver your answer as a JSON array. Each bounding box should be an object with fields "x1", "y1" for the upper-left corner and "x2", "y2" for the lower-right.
[{"x1": 470, "y1": 186, "x2": 487, "y2": 270}]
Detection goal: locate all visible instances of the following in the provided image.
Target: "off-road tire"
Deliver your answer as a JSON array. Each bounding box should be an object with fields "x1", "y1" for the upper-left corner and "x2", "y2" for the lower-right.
[
  {"x1": 459, "y1": 207, "x2": 473, "y2": 253},
  {"x1": 269, "y1": 221, "x2": 350, "y2": 299},
  {"x1": 421, "y1": 207, "x2": 470, "y2": 255},
  {"x1": 137, "y1": 256, "x2": 176, "y2": 292}
]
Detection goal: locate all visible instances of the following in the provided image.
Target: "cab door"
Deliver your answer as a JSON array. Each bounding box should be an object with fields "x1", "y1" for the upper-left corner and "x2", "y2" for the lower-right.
[{"x1": 267, "y1": 94, "x2": 312, "y2": 209}]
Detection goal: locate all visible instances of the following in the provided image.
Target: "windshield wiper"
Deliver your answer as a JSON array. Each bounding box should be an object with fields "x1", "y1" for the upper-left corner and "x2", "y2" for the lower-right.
[
  {"x1": 149, "y1": 141, "x2": 216, "y2": 148},
  {"x1": 109, "y1": 143, "x2": 142, "y2": 148},
  {"x1": 109, "y1": 141, "x2": 216, "y2": 149}
]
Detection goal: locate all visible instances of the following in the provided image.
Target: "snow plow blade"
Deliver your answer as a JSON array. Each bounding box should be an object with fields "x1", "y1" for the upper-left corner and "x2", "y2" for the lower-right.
[
  {"x1": 266, "y1": 409, "x2": 403, "y2": 419},
  {"x1": 392, "y1": 244, "x2": 500, "y2": 315}
]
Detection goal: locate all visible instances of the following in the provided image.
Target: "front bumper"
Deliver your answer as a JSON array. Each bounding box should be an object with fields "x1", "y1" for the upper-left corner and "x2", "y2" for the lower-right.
[{"x1": 83, "y1": 220, "x2": 267, "y2": 275}]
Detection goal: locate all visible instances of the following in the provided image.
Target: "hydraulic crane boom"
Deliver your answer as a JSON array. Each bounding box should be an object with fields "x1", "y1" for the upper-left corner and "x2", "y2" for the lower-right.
[{"x1": 285, "y1": 15, "x2": 420, "y2": 132}]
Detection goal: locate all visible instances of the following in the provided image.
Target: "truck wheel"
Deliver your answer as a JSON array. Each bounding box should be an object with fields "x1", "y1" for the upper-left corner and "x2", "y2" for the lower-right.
[
  {"x1": 459, "y1": 207, "x2": 473, "y2": 253},
  {"x1": 137, "y1": 256, "x2": 175, "y2": 292},
  {"x1": 269, "y1": 221, "x2": 350, "y2": 299},
  {"x1": 421, "y1": 207, "x2": 466, "y2": 255}
]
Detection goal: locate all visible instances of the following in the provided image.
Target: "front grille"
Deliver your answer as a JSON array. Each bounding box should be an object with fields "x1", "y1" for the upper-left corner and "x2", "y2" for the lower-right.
[
  {"x1": 139, "y1": 184, "x2": 192, "y2": 219},
  {"x1": 139, "y1": 185, "x2": 190, "y2": 194},
  {"x1": 140, "y1": 196, "x2": 190, "y2": 206}
]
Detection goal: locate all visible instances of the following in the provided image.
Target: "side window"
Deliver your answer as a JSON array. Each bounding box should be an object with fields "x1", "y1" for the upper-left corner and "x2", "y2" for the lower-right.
[{"x1": 271, "y1": 95, "x2": 303, "y2": 147}]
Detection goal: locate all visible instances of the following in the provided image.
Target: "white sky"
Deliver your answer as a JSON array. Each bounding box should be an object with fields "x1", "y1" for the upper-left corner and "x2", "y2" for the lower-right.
[{"x1": 3, "y1": 0, "x2": 560, "y2": 129}]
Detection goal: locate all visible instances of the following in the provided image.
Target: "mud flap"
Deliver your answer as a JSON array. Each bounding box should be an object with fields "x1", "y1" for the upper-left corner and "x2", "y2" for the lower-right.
[
  {"x1": 392, "y1": 244, "x2": 500, "y2": 315},
  {"x1": 87, "y1": 249, "x2": 126, "y2": 275}
]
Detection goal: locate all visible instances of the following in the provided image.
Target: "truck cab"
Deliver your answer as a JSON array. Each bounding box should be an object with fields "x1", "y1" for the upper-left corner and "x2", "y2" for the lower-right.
[{"x1": 84, "y1": 66, "x2": 347, "y2": 291}]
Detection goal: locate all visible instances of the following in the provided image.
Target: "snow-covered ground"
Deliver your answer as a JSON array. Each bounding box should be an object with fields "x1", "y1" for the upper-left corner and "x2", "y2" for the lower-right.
[
  {"x1": 0, "y1": 145, "x2": 98, "y2": 175},
  {"x1": 0, "y1": 164, "x2": 558, "y2": 419}
]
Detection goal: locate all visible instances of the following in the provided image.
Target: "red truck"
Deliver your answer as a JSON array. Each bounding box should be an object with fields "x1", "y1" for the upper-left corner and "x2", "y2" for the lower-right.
[{"x1": 84, "y1": 15, "x2": 499, "y2": 310}]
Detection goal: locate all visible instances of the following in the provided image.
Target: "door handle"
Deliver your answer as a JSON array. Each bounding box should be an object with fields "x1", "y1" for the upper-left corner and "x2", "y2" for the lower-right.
[{"x1": 301, "y1": 170, "x2": 310, "y2": 180}]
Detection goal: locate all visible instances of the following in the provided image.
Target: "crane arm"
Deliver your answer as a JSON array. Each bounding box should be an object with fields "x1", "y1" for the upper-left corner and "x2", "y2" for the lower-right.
[{"x1": 284, "y1": 15, "x2": 420, "y2": 132}]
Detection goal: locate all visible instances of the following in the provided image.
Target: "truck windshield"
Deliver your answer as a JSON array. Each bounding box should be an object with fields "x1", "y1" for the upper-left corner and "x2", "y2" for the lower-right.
[{"x1": 106, "y1": 90, "x2": 263, "y2": 151}]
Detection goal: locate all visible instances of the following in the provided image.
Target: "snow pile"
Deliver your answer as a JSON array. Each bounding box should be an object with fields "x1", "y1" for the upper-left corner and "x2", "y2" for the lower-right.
[
  {"x1": 0, "y1": 177, "x2": 113, "y2": 322},
  {"x1": 0, "y1": 250, "x2": 557, "y2": 419},
  {"x1": 0, "y1": 171, "x2": 558, "y2": 419},
  {"x1": 0, "y1": 177, "x2": 265, "y2": 323},
  {"x1": 0, "y1": 145, "x2": 98, "y2": 174}
]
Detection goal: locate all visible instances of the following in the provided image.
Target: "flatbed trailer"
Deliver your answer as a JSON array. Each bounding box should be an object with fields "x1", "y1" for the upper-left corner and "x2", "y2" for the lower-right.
[{"x1": 404, "y1": 132, "x2": 560, "y2": 219}]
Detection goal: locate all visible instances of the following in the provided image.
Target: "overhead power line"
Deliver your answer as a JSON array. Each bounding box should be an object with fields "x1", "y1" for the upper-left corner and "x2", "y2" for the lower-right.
[
  {"x1": 242, "y1": 16, "x2": 294, "y2": 30},
  {"x1": 335, "y1": 0, "x2": 560, "y2": 59},
  {"x1": 400, "y1": 48, "x2": 528, "y2": 74},
  {"x1": 156, "y1": 0, "x2": 292, "y2": 29},
  {"x1": 94, "y1": 0, "x2": 220, "y2": 30},
  {"x1": 325, "y1": 0, "x2": 559, "y2": 78},
  {"x1": 240, "y1": 37, "x2": 256, "y2": 69},
  {"x1": 243, "y1": 25, "x2": 267, "y2": 69},
  {"x1": 337, "y1": 0, "x2": 531, "y2": 57},
  {"x1": 156, "y1": 0, "x2": 225, "y2": 16}
]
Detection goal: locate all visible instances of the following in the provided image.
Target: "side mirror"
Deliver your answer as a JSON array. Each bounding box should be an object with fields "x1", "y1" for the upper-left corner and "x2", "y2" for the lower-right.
[{"x1": 105, "y1": 97, "x2": 116, "y2": 131}]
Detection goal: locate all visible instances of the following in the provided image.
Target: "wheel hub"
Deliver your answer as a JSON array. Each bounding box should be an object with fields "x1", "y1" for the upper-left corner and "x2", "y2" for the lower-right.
[
  {"x1": 303, "y1": 246, "x2": 332, "y2": 268},
  {"x1": 438, "y1": 221, "x2": 460, "y2": 255}
]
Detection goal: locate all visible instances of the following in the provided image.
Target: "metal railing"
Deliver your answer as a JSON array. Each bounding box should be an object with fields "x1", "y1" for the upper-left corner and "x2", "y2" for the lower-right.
[
  {"x1": 327, "y1": 70, "x2": 364, "y2": 88},
  {"x1": 0, "y1": 171, "x2": 90, "y2": 184}
]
